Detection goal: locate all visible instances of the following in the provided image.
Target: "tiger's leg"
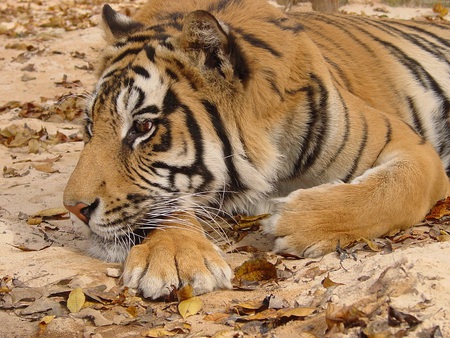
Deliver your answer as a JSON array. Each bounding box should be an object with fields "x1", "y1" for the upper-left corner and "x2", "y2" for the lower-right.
[
  {"x1": 123, "y1": 214, "x2": 232, "y2": 299},
  {"x1": 265, "y1": 121, "x2": 449, "y2": 257}
]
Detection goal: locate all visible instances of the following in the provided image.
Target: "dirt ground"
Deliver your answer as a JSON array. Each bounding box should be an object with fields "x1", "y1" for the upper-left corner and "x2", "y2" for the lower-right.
[{"x1": 1, "y1": 1, "x2": 450, "y2": 337}]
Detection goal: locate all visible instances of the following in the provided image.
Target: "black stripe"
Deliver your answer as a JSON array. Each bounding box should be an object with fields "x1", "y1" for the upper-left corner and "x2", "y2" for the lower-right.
[
  {"x1": 387, "y1": 20, "x2": 450, "y2": 49},
  {"x1": 208, "y1": 0, "x2": 240, "y2": 12},
  {"x1": 162, "y1": 88, "x2": 180, "y2": 115},
  {"x1": 406, "y1": 96, "x2": 426, "y2": 138},
  {"x1": 291, "y1": 74, "x2": 329, "y2": 176},
  {"x1": 316, "y1": 92, "x2": 350, "y2": 176},
  {"x1": 132, "y1": 105, "x2": 160, "y2": 117},
  {"x1": 165, "y1": 68, "x2": 179, "y2": 81},
  {"x1": 111, "y1": 47, "x2": 142, "y2": 64},
  {"x1": 202, "y1": 100, "x2": 246, "y2": 192},
  {"x1": 234, "y1": 28, "x2": 282, "y2": 57},
  {"x1": 262, "y1": 69, "x2": 283, "y2": 100},
  {"x1": 132, "y1": 65, "x2": 150, "y2": 78},
  {"x1": 343, "y1": 114, "x2": 369, "y2": 182},
  {"x1": 268, "y1": 18, "x2": 303, "y2": 34},
  {"x1": 144, "y1": 45, "x2": 156, "y2": 62},
  {"x1": 356, "y1": 17, "x2": 449, "y2": 63}
]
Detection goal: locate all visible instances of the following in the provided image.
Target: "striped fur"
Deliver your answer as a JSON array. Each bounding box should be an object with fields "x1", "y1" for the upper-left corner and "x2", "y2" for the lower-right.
[{"x1": 64, "y1": 0, "x2": 450, "y2": 298}]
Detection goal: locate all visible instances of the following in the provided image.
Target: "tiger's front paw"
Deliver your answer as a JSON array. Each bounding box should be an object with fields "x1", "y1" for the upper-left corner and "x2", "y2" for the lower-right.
[{"x1": 122, "y1": 228, "x2": 232, "y2": 299}]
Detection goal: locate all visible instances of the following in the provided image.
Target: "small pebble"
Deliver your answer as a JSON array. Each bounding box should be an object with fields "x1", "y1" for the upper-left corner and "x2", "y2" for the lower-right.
[{"x1": 106, "y1": 267, "x2": 121, "y2": 278}]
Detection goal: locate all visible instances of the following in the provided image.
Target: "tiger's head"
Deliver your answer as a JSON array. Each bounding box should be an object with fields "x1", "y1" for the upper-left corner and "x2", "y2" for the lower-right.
[{"x1": 63, "y1": 5, "x2": 274, "y2": 262}]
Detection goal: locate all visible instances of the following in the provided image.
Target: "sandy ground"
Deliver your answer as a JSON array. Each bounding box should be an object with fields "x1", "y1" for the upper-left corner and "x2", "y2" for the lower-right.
[{"x1": 1, "y1": 1, "x2": 450, "y2": 337}]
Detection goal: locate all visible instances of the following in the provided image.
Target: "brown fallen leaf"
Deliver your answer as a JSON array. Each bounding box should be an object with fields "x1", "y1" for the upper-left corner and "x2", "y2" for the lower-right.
[
  {"x1": 326, "y1": 303, "x2": 367, "y2": 331},
  {"x1": 240, "y1": 308, "x2": 278, "y2": 321},
  {"x1": 71, "y1": 308, "x2": 113, "y2": 326},
  {"x1": 33, "y1": 162, "x2": 59, "y2": 173},
  {"x1": 234, "y1": 299, "x2": 266, "y2": 315},
  {"x1": 9, "y1": 241, "x2": 52, "y2": 252},
  {"x1": 388, "y1": 306, "x2": 421, "y2": 328},
  {"x1": 426, "y1": 197, "x2": 450, "y2": 220},
  {"x1": 141, "y1": 327, "x2": 177, "y2": 337},
  {"x1": 321, "y1": 273, "x2": 345, "y2": 289},
  {"x1": 234, "y1": 258, "x2": 278, "y2": 285},
  {"x1": 177, "y1": 284, "x2": 194, "y2": 302},
  {"x1": 203, "y1": 312, "x2": 229, "y2": 322},
  {"x1": 303, "y1": 266, "x2": 327, "y2": 279},
  {"x1": 277, "y1": 307, "x2": 316, "y2": 319}
]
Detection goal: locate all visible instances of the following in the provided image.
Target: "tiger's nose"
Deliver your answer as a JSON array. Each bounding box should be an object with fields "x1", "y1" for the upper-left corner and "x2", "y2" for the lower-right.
[{"x1": 64, "y1": 200, "x2": 98, "y2": 224}]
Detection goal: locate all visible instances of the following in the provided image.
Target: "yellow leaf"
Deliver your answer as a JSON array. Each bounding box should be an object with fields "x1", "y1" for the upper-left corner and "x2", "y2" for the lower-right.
[
  {"x1": 67, "y1": 287, "x2": 85, "y2": 313},
  {"x1": 27, "y1": 216, "x2": 43, "y2": 225},
  {"x1": 242, "y1": 308, "x2": 278, "y2": 321},
  {"x1": 33, "y1": 208, "x2": 68, "y2": 217},
  {"x1": 437, "y1": 234, "x2": 450, "y2": 242},
  {"x1": 38, "y1": 315, "x2": 55, "y2": 335},
  {"x1": 433, "y1": 3, "x2": 448, "y2": 17},
  {"x1": 235, "y1": 299, "x2": 265, "y2": 311},
  {"x1": 126, "y1": 306, "x2": 138, "y2": 317},
  {"x1": 321, "y1": 274, "x2": 345, "y2": 288},
  {"x1": 178, "y1": 296, "x2": 203, "y2": 319},
  {"x1": 360, "y1": 238, "x2": 381, "y2": 252}
]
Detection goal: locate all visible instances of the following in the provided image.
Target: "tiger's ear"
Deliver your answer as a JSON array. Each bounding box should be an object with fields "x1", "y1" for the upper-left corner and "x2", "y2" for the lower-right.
[
  {"x1": 101, "y1": 4, "x2": 144, "y2": 43},
  {"x1": 179, "y1": 10, "x2": 231, "y2": 70}
]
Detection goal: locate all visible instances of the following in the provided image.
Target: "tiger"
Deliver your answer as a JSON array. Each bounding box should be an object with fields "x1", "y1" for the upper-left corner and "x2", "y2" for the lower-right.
[{"x1": 63, "y1": 0, "x2": 450, "y2": 299}]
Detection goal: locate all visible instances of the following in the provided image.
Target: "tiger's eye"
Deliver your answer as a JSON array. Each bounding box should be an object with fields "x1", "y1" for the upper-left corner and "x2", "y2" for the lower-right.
[{"x1": 135, "y1": 120, "x2": 152, "y2": 133}]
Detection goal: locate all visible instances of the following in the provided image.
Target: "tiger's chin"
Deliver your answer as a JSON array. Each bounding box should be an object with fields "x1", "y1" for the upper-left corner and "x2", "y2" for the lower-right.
[
  {"x1": 87, "y1": 234, "x2": 132, "y2": 263},
  {"x1": 69, "y1": 214, "x2": 142, "y2": 263}
]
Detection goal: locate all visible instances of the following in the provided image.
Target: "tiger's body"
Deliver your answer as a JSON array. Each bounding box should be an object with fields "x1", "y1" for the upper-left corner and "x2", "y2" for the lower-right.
[{"x1": 63, "y1": 0, "x2": 450, "y2": 299}]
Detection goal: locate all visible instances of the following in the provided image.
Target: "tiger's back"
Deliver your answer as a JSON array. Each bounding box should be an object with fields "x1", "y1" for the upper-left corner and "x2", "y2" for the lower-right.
[{"x1": 298, "y1": 14, "x2": 450, "y2": 168}]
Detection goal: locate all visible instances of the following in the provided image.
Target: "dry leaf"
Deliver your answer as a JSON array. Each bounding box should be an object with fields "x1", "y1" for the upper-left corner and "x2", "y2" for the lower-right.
[
  {"x1": 178, "y1": 296, "x2": 203, "y2": 319},
  {"x1": 38, "y1": 315, "x2": 55, "y2": 335},
  {"x1": 303, "y1": 266, "x2": 326, "y2": 279},
  {"x1": 360, "y1": 238, "x2": 382, "y2": 252},
  {"x1": 426, "y1": 197, "x2": 450, "y2": 220},
  {"x1": 177, "y1": 284, "x2": 194, "y2": 301},
  {"x1": 321, "y1": 274, "x2": 344, "y2": 288},
  {"x1": 71, "y1": 308, "x2": 113, "y2": 326},
  {"x1": 203, "y1": 312, "x2": 229, "y2": 322},
  {"x1": 234, "y1": 258, "x2": 278, "y2": 284},
  {"x1": 141, "y1": 327, "x2": 177, "y2": 337},
  {"x1": 326, "y1": 303, "x2": 367, "y2": 331},
  {"x1": 437, "y1": 233, "x2": 450, "y2": 242},
  {"x1": 278, "y1": 307, "x2": 316, "y2": 318},
  {"x1": 388, "y1": 306, "x2": 421, "y2": 328},
  {"x1": 240, "y1": 308, "x2": 278, "y2": 321},
  {"x1": 67, "y1": 287, "x2": 85, "y2": 313},
  {"x1": 9, "y1": 241, "x2": 52, "y2": 252},
  {"x1": 32, "y1": 207, "x2": 68, "y2": 219},
  {"x1": 33, "y1": 162, "x2": 59, "y2": 173},
  {"x1": 235, "y1": 299, "x2": 265, "y2": 312},
  {"x1": 433, "y1": 3, "x2": 449, "y2": 18}
]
